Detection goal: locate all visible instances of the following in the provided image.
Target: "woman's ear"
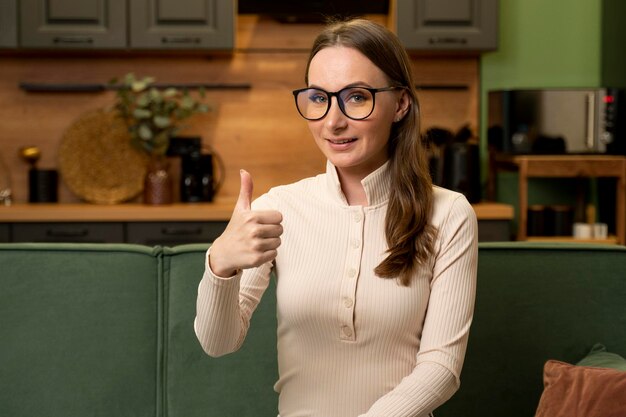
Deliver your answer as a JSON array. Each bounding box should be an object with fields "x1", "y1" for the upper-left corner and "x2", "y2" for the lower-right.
[{"x1": 394, "y1": 89, "x2": 411, "y2": 122}]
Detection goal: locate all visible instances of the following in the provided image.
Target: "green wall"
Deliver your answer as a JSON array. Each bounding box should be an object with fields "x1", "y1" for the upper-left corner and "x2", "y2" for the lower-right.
[
  {"x1": 602, "y1": 0, "x2": 626, "y2": 87},
  {"x1": 479, "y1": 1, "x2": 604, "y2": 233},
  {"x1": 481, "y1": 1, "x2": 602, "y2": 92}
]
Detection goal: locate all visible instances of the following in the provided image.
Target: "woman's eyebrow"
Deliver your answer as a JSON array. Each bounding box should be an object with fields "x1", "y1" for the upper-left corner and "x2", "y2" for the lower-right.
[{"x1": 307, "y1": 81, "x2": 374, "y2": 91}]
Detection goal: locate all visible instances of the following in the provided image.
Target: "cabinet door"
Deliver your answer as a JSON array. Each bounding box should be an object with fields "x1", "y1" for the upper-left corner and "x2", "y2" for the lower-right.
[
  {"x1": 0, "y1": 0, "x2": 18, "y2": 48},
  {"x1": 130, "y1": 0, "x2": 234, "y2": 49},
  {"x1": 126, "y1": 222, "x2": 226, "y2": 246},
  {"x1": 12, "y1": 223, "x2": 125, "y2": 243},
  {"x1": 395, "y1": 0, "x2": 498, "y2": 51},
  {"x1": 0, "y1": 224, "x2": 10, "y2": 242},
  {"x1": 19, "y1": 0, "x2": 127, "y2": 48}
]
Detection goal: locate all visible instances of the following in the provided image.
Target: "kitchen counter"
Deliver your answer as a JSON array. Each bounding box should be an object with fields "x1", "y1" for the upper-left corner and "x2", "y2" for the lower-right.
[
  {"x1": 0, "y1": 202, "x2": 514, "y2": 244},
  {"x1": 0, "y1": 202, "x2": 513, "y2": 222}
]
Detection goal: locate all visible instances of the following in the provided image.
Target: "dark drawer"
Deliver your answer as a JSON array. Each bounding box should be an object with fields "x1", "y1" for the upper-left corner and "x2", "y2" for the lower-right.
[
  {"x1": 126, "y1": 221, "x2": 227, "y2": 246},
  {"x1": 0, "y1": 224, "x2": 10, "y2": 242},
  {"x1": 12, "y1": 222, "x2": 125, "y2": 243}
]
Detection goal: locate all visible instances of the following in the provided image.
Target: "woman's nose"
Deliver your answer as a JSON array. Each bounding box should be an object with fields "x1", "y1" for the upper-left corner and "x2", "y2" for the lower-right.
[{"x1": 324, "y1": 96, "x2": 348, "y2": 130}]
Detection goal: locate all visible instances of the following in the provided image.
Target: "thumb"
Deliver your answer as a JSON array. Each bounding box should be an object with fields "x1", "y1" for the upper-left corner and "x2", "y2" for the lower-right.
[{"x1": 235, "y1": 169, "x2": 253, "y2": 211}]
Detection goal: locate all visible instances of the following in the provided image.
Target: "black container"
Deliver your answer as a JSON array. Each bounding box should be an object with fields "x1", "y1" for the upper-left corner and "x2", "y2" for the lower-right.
[
  {"x1": 527, "y1": 205, "x2": 546, "y2": 236},
  {"x1": 546, "y1": 205, "x2": 574, "y2": 236},
  {"x1": 442, "y1": 142, "x2": 481, "y2": 203},
  {"x1": 527, "y1": 205, "x2": 574, "y2": 236},
  {"x1": 29, "y1": 169, "x2": 58, "y2": 203},
  {"x1": 180, "y1": 153, "x2": 214, "y2": 202}
]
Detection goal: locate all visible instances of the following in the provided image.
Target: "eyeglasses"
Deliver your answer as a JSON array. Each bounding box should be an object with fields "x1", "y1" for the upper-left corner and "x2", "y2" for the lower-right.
[{"x1": 292, "y1": 86, "x2": 405, "y2": 121}]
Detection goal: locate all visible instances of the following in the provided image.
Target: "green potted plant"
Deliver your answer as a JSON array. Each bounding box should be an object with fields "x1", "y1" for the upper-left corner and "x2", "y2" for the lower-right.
[{"x1": 111, "y1": 73, "x2": 210, "y2": 204}]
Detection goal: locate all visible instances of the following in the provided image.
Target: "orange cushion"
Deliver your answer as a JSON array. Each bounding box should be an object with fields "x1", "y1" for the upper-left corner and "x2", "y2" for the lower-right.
[{"x1": 535, "y1": 360, "x2": 626, "y2": 417}]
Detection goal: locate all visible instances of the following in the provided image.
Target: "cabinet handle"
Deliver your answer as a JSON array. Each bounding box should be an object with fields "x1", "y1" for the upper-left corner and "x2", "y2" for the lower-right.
[
  {"x1": 161, "y1": 227, "x2": 203, "y2": 236},
  {"x1": 161, "y1": 37, "x2": 201, "y2": 45},
  {"x1": 585, "y1": 93, "x2": 596, "y2": 150},
  {"x1": 46, "y1": 229, "x2": 89, "y2": 238},
  {"x1": 428, "y1": 37, "x2": 468, "y2": 45},
  {"x1": 53, "y1": 36, "x2": 94, "y2": 45}
]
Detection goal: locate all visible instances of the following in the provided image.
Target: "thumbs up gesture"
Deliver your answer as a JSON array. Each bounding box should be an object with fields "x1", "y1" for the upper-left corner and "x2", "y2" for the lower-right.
[{"x1": 208, "y1": 170, "x2": 283, "y2": 277}]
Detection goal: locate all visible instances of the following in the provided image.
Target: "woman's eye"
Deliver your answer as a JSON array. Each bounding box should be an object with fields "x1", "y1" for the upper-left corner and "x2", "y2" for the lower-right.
[
  {"x1": 349, "y1": 94, "x2": 366, "y2": 103},
  {"x1": 309, "y1": 93, "x2": 327, "y2": 104},
  {"x1": 344, "y1": 90, "x2": 370, "y2": 104}
]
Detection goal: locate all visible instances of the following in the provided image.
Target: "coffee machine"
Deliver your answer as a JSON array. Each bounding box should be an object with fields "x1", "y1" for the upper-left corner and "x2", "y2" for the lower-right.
[{"x1": 167, "y1": 137, "x2": 221, "y2": 202}]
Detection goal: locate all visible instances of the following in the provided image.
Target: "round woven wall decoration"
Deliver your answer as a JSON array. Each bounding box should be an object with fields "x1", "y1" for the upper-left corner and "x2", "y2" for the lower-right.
[{"x1": 58, "y1": 108, "x2": 149, "y2": 204}]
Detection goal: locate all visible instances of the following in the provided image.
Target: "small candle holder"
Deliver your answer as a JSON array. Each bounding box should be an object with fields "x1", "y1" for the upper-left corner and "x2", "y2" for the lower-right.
[{"x1": 20, "y1": 146, "x2": 58, "y2": 203}]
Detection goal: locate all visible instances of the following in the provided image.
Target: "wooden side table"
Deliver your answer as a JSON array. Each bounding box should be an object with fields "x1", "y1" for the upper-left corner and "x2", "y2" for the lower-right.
[{"x1": 489, "y1": 155, "x2": 626, "y2": 245}]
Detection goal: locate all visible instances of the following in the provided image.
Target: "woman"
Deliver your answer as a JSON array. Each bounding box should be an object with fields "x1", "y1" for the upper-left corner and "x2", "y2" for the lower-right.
[{"x1": 195, "y1": 18, "x2": 477, "y2": 417}]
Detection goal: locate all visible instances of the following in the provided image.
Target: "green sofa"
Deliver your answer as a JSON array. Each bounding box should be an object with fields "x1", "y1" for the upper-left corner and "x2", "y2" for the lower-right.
[{"x1": 1, "y1": 242, "x2": 625, "y2": 417}]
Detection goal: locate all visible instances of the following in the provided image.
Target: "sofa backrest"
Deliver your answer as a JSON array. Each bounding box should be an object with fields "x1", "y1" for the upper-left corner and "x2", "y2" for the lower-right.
[
  {"x1": 2, "y1": 242, "x2": 625, "y2": 417},
  {"x1": 437, "y1": 242, "x2": 626, "y2": 417}
]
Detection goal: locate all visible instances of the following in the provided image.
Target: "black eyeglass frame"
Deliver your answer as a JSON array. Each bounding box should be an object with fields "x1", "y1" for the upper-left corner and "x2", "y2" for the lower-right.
[{"x1": 292, "y1": 86, "x2": 407, "y2": 121}]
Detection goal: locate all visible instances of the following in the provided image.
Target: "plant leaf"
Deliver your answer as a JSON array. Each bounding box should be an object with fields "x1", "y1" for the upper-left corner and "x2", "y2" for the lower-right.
[
  {"x1": 153, "y1": 115, "x2": 171, "y2": 128},
  {"x1": 181, "y1": 96, "x2": 194, "y2": 110},
  {"x1": 133, "y1": 108, "x2": 152, "y2": 119},
  {"x1": 163, "y1": 88, "x2": 178, "y2": 98},
  {"x1": 138, "y1": 124, "x2": 153, "y2": 140}
]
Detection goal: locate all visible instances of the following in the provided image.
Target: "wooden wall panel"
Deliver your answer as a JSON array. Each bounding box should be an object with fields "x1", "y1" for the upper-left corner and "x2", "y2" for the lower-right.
[{"x1": 0, "y1": 17, "x2": 478, "y2": 205}]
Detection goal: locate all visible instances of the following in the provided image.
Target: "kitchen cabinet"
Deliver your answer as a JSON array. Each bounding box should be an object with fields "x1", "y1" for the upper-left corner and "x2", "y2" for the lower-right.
[
  {"x1": 0, "y1": 224, "x2": 9, "y2": 242},
  {"x1": 0, "y1": 0, "x2": 17, "y2": 48},
  {"x1": 19, "y1": 0, "x2": 127, "y2": 49},
  {"x1": 6, "y1": 221, "x2": 227, "y2": 245},
  {"x1": 0, "y1": 203, "x2": 233, "y2": 244},
  {"x1": 130, "y1": 0, "x2": 234, "y2": 49},
  {"x1": 16, "y1": 0, "x2": 234, "y2": 50},
  {"x1": 394, "y1": 0, "x2": 498, "y2": 51}
]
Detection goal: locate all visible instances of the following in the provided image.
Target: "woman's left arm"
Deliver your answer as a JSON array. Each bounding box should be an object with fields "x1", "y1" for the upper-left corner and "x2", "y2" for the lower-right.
[{"x1": 362, "y1": 195, "x2": 478, "y2": 417}]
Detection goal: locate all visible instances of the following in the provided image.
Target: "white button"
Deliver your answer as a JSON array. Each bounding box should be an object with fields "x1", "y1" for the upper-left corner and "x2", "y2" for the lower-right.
[
  {"x1": 342, "y1": 326, "x2": 353, "y2": 337},
  {"x1": 347, "y1": 268, "x2": 357, "y2": 278},
  {"x1": 351, "y1": 239, "x2": 360, "y2": 249},
  {"x1": 353, "y1": 212, "x2": 362, "y2": 223},
  {"x1": 344, "y1": 298, "x2": 353, "y2": 308}
]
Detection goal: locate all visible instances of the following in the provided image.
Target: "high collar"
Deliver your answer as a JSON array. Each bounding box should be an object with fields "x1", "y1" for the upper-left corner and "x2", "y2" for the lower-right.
[{"x1": 325, "y1": 160, "x2": 391, "y2": 207}]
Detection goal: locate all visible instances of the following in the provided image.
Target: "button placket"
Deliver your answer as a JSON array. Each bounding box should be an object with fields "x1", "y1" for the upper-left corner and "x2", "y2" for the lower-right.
[{"x1": 338, "y1": 207, "x2": 365, "y2": 341}]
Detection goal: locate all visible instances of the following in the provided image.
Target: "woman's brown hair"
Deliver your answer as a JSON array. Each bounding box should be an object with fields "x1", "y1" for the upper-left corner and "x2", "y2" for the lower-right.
[{"x1": 305, "y1": 18, "x2": 437, "y2": 286}]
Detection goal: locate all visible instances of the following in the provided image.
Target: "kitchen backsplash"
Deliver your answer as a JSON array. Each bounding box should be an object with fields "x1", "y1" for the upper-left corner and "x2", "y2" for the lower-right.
[{"x1": 0, "y1": 49, "x2": 478, "y2": 204}]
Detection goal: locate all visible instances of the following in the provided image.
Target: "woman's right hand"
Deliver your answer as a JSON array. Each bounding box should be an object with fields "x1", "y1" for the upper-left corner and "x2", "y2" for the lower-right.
[{"x1": 208, "y1": 169, "x2": 283, "y2": 277}]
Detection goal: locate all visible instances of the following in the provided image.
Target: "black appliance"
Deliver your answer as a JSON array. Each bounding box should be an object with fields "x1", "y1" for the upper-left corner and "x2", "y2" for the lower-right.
[
  {"x1": 424, "y1": 126, "x2": 481, "y2": 203},
  {"x1": 488, "y1": 88, "x2": 625, "y2": 155},
  {"x1": 167, "y1": 137, "x2": 221, "y2": 202},
  {"x1": 180, "y1": 153, "x2": 216, "y2": 203}
]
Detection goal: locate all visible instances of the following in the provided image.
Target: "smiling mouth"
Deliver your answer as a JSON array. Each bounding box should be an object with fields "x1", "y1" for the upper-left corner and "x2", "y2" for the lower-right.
[{"x1": 328, "y1": 138, "x2": 357, "y2": 144}]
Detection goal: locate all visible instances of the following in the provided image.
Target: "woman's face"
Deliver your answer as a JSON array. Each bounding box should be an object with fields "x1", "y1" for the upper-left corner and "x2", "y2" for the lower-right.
[{"x1": 306, "y1": 46, "x2": 409, "y2": 178}]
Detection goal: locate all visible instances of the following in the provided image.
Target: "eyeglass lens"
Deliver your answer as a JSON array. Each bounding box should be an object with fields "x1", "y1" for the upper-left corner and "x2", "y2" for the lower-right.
[{"x1": 295, "y1": 88, "x2": 375, "y2": 120}]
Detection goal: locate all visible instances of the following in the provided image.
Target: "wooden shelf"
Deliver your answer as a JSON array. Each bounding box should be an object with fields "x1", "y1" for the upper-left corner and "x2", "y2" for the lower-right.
[
  {"x1": 489, "y1": 154, "x2": 626, "y2": 245},
  {"x1": 525, "y1": 236, "x2": 619, "y2": 245}
]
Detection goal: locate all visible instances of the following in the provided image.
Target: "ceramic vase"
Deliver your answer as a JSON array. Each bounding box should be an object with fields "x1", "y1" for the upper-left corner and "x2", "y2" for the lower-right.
[{"x1": 143, "y1": 156, "x2": 173, "y2": 205}]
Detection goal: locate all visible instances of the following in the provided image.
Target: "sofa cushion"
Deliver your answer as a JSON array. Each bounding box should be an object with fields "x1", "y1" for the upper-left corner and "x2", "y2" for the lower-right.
[
  {"x1": 576, "y1": 343, "x2": 626, "y2": 371},
  {"x1": 534, "y1": 359, "x2": 626, "y2": 417}
]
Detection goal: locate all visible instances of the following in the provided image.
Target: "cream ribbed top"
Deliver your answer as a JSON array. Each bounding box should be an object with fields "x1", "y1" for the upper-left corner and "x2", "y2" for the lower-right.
[{"x1": 195, "y1": 161, "x2": 478, "y2": 417}]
